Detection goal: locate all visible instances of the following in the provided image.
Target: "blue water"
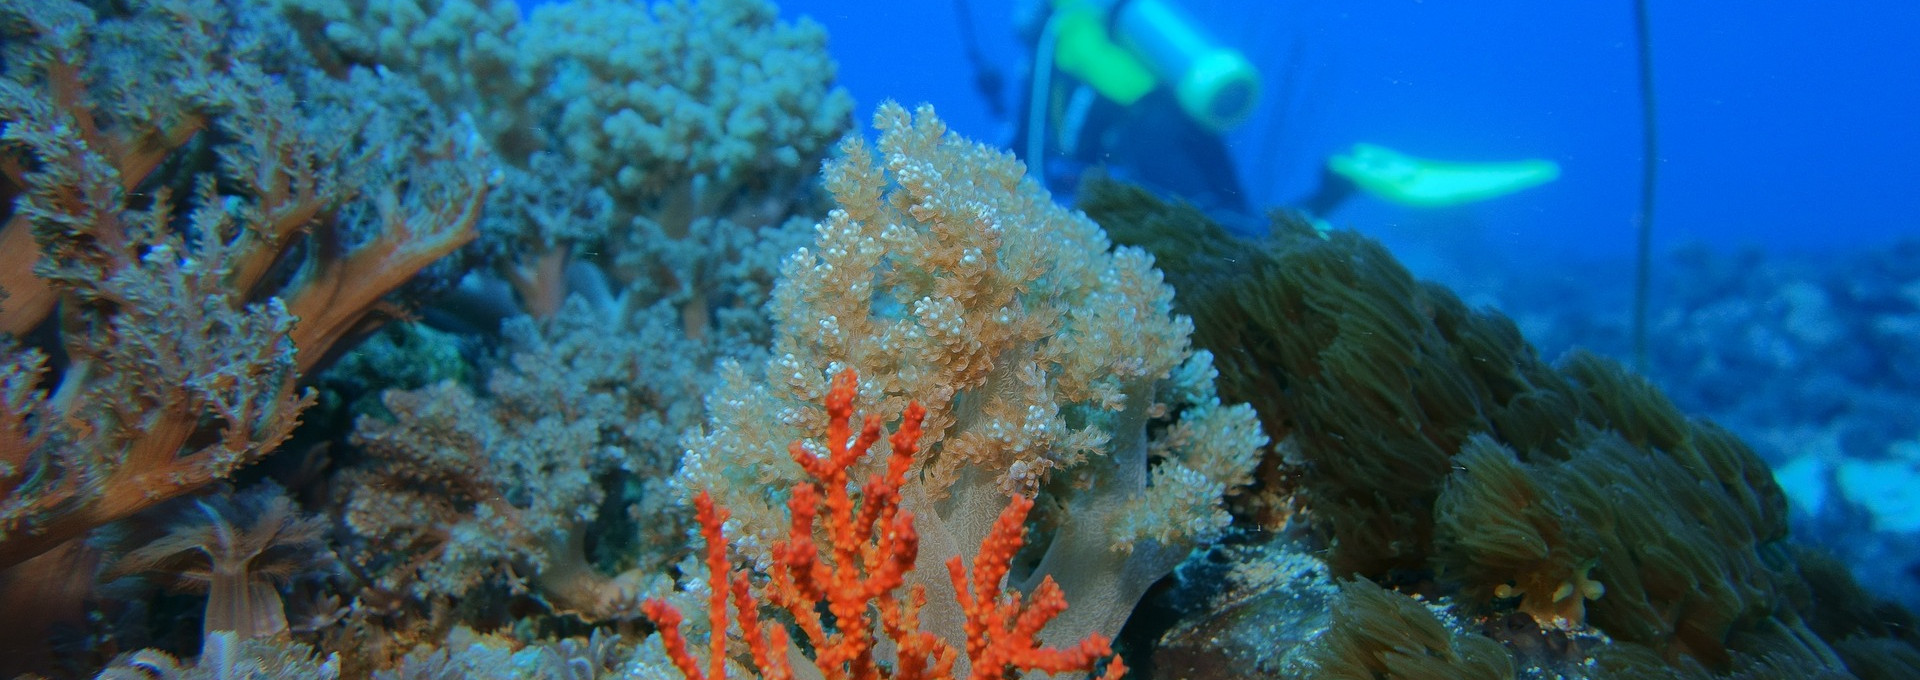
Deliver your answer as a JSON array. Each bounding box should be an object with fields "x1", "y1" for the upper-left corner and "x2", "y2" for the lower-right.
[
  {"x1": 764, "y1": 0, "x2": 1920, "y2": 608},
  {"x1": 779, "y1": 0, "x2": 1920, "y2": 265},
  {"x1": 11, "y1": 0, "x2": 1920, "y2": 675}
]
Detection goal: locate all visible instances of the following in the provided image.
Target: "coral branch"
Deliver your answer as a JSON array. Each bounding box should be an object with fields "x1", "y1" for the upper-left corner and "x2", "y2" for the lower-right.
[
  {"x1": 683, "y1": 103, "x2": 1265, "y2": 660},
  {"x1": 0, "y1": 0, "x2": 485, "y2": 570},
  {"x1": 646, "y1": 370, "x2": 1123, "y2": 680},
  {"x1": 0, "y1": 220, "x2": 54, "y2": 335},
  {"x1": 282, "y1": 179, "x2": 485, "y2": 374}
]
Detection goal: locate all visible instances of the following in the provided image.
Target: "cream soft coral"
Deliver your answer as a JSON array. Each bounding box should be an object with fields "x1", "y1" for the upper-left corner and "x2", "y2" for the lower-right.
[{"x1": 679, "y1": 102, "x2": 1266, "y2": 664}]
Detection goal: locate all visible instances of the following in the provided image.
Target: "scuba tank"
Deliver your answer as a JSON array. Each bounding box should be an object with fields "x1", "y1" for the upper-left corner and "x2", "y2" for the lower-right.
[{"x1": 1046, "y1": 0, "x2": 1260, "y2": 133}]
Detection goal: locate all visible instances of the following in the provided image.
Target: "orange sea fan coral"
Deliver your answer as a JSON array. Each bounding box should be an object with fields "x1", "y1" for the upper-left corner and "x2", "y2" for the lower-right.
[{"x1": 646, "y1": 370, "x2": 1124, "y2": 680}]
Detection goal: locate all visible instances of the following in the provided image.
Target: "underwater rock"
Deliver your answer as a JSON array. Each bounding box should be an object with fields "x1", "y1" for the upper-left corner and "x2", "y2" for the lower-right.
[{"x1": 1152, "y1": 539, "x2": 1337, "y2": 678}]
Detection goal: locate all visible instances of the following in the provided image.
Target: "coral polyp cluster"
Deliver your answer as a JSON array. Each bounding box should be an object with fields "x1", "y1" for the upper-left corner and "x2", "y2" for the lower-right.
[{"x1": 2, "y1": 0, "x2": 1917, "y2": 678}]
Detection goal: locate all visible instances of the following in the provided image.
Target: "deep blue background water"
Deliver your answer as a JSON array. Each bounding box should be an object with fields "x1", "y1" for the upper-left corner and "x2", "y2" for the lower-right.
[
  {"x1": 775, "y1": 1, "x2": 1920, "y2": 607},
  {"x1": 498, "y1": 0, "x2": 1920, "y2": 608},
  {"x1": 778, "y1": 0, "x2": 1919, "y2": 271}
]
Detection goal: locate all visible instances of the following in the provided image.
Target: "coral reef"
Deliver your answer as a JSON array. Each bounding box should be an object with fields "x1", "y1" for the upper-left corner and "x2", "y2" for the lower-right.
[
  {"x1": 269, "y1": 0, "x2": 853, "y2": 644},
  {"x1": 337, "y1": 300, "x2": 701, "y2": 621},
  {"x1": 1148, "y1": 536, "x2": 1338, "y2": 678},
  {"x1": 1079, "y1": 178, "x2": 1920, "y2": 678},
  {"x1": 366, "y1": 628, "x2": 629, "y2": 679},
  {"x1": 646, "y1": 370, "x2": 1124, "y2": 679},
  {"x1": 105, "y1": 484, "x2": 330, "y2": 642},
  {"x1": 274, "y1": 0, "x2": 849, "y2": 209},
  {"x1": 0, "y1": 0, "x2": 485, "y2": 572},
  {"x1": 265, "y1": 0, "x2": 853, "y2": 634},
  {"x1": 1496, "y1": 241, "x2": 1920, "y2": 609},
  {"x1": 1297, "y1": 578, "x2": 1513, "y2": 680},
  {"x1": 94, "y1": 632, "x2": 340, "y2": 680},
  {"x1": 680, "y1": 103, "x2": 1265, "y2": 666},
  {"x1": 2, "y1": 0, "x2": 1914, "y2": 676},
  {"x1": 270, "y1": 0, "x2": 851, "y2": 337}
]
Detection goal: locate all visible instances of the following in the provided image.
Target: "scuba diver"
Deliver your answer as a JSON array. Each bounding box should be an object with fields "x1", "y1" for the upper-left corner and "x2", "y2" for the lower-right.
[{"x1": 974, "y1": 0, "x2": 1562, "y2": 237}]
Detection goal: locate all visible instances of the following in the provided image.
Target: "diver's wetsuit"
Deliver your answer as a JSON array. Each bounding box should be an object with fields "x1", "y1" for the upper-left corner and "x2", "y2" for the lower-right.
[{"x1": 1008, "y1": 67, "x2": 1257, "y2": 232}]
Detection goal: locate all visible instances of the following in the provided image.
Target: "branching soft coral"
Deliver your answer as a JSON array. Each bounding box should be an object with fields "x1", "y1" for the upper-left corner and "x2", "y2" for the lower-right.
[
  {"x1": 271, "y1": 0, "x2": 849, "y2": 341},
  {"x1": 339, "y1": 300, "x2": 702, "y2": 620},
  {"x1": 647, "y1": 370, "x2": 1125, "y2": 680},
  {"x1": 0, "y1": 0, "x2": 487, "y2": 569},
  {"x1": 680, "y1": 102, "x2": 1265, "y2": 660}
]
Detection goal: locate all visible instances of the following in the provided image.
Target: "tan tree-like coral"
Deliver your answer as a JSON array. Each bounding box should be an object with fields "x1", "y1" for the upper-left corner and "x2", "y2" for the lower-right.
[
  {"x1": 680, "y1": 102, "x2": 1265, "y2": 669},
  {"x1": 0, "y1": 0, "x2": 487, "y2": 570}
]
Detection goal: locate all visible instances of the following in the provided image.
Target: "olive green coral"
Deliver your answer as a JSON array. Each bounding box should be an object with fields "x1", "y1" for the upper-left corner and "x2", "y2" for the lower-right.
[
  {"x1": 1298, "y1": 578, "x2": 1513, "y2": 680},
  {"x1": 1078, "y1": 178, "x2": 1914, "y2": 676},
  {"x1": 1083, "y1": 180, "x2": 1532, "y2": 572},
  {"x1": 1435, "y1": 421, "x2": 1791, "y2": 667}
]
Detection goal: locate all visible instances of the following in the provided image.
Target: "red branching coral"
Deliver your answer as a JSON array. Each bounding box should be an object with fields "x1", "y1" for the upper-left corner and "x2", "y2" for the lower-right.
[{"x1": 646, "y1": 370, "x2": 1125, "y2": 680}]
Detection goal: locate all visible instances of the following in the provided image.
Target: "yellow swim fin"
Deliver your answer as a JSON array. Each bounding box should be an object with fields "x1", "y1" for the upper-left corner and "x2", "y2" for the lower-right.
[{"x1": 1328, "y1": 143, "x2": 1560, "y2": 208}]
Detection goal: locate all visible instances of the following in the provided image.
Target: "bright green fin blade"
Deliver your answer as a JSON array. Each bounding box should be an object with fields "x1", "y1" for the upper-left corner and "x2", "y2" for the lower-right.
[{"x1": 1328, "y1": 143, "x2": 1560, "y2": 208}]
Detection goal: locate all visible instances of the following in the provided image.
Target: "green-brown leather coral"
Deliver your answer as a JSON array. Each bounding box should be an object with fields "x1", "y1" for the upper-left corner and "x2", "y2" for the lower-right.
[
  {"x1": 1083, "y1": 179, "x2": 1540, "y2": 576},
  {"x1": 1078, "y1": 178, "x2": 1914, "y2": 675},
  {"x1": 1297, "y1": 578, "x2": 1513, "y2": 680}
]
